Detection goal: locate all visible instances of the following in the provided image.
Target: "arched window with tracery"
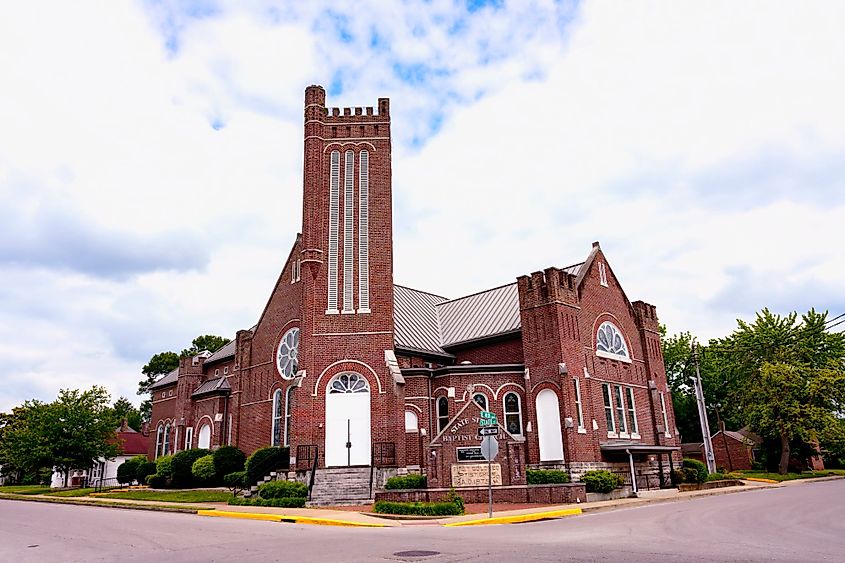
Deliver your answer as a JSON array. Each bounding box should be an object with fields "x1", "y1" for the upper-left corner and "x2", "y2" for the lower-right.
[
  {"x1": 271, "y1": 389, "x2": 283, "y2": 446},
  {"x1": 503, "y1": 392, "x2": 523, "y2": 435},
  {"x1": 596, "y1": 321, "x2": 630, "y2": 361}
]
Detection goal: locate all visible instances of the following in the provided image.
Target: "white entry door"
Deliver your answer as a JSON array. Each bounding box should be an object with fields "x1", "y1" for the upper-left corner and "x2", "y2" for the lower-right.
[
  {"x1": 325, "y1": 372, "x2": 371, "y2": 466},
  {"x1": 536, "y1": 389, "x2": 565, "y2": 462}
]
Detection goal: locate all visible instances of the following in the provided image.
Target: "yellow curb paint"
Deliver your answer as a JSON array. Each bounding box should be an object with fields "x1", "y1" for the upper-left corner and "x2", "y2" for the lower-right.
[
  {"x1": 196, "y1": 510, "x2": 386, "y2": 528},
  {"x1": 444, "y1": 507, "x2": 582, "y2": 527},
  {"x1": 743, "y1": 478, "x2": 779, "y2": 484}
]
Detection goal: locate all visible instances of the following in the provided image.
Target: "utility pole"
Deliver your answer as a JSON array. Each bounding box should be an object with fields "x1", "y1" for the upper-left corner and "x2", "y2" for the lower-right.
[{"x1": 693, "y1": 341, "x2": 716, "y2": 473}]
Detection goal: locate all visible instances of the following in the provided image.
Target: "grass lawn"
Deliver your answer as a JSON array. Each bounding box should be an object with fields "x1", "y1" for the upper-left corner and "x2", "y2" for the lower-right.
[
  {"x1": 96, "y1": 490, "x2": 233, "y2": 503},
  {"x1": 739, "y1": 469, "x2": 845, "y2": 482},
  {"x1": 0, "y1": 485, "x2": 50, "y2": 495},
  {"x1": 45, "y1": 488, "x2": 98, "y2": 497}
]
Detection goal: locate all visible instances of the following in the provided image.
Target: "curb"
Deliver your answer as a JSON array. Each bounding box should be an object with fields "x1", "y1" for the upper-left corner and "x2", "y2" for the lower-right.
[
  {"x1": 0, "y1": 493, "x2": 205, "y2": 513},
  {"x1": 196, "y1": 509, "x2": 388, "y2": 528},
  {"x1": 743, "y1": 478, "x2": 779, "y2": 484},
  {"x1": 443, "y1": 507, "x2": 582, "y2": 527}
]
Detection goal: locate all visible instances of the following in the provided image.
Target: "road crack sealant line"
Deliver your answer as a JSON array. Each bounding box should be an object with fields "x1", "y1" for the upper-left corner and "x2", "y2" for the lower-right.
[{"x1": 196, "y1": 510, "x2": 388, "y2": 527}]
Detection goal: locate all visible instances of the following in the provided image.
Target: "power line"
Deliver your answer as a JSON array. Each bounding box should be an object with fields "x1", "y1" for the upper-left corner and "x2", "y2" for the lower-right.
[{"x1": 825, "y1": 312, "x2": 845, "y2": 326}]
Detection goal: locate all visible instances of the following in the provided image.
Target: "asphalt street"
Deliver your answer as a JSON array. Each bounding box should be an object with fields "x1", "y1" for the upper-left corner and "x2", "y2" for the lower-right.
[{"x1": 1, "y1": 479, "x2": 843, "y2": 562}]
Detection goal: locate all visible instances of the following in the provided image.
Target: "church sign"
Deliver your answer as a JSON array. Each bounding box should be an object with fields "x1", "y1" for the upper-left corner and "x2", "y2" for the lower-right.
[{"x1": 456, "y1": 446, "x2": 485, "y2": 462}]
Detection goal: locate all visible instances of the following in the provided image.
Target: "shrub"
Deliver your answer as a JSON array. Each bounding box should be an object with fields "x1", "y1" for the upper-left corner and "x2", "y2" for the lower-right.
[
  {"x1": 228, "y1": 496, "x2": 306, "y2": 508},
  {"x1": 171, "y1": 449, "x2": 210, "y2": 488},
  {"x1": 136, "y1": 461, "x2": 157, "y2": 485},
  {"x1": 384, "y1": 474, "x2": 427, "y2": 490},
  {"x1": 705, "y1": 472, "x2": 726, "y2": 482},
  {"x1": 681, "y1": 458, "x2": 708, "y2": 484},
  {"x1": 192, "y1": 455, "x2": 217, "y2": 484},
  {"x1": 443, "y1": 487, "x2": 464, "y2": 514},
  {"x1": 374, "y1": 500, "x2": 464, "y2": 516},
  {"x1": 527, "y1": 469, "x2": 571, "y2": 485},
  {"x1": 116, "y1": 458, "x2": 142, "y2": 485},
  {"x1": 257, "y1": 479, "x2": 308, "y2": 499},
  {"x1": 146, "y1": 473, "x2": 167, "y2": 488},
  {"x1": 580, "y1": 470, "x2": 624, "y2": 493},
  {"x1": 670, "y1": 469, "x2": 686, "y2": 485},
  {"x1": 155, "y1": 455, "x2": 173, "y2": 479},
  {"x1": 223, "y1": 471, "x2": 248, "y2": 496},
  {"x1": 213, "y1": 446, "x2": 246, "y2": 479},
  {"x1": 245, "y1": 447, "x2": 290, "y2": 484}
]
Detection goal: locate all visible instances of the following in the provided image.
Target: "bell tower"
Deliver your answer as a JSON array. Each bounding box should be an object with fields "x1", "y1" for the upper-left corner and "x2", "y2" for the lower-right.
[{"x1": 294, "y1": 85, "x2": 404, "y2": 469}]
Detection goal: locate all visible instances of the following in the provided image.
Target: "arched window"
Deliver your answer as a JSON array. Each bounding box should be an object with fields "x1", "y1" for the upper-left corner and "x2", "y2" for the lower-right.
[
  {"x1": 198, "y1": 423, "x2": 211, "y2": 449},
  {"x1": 596, "y1": 321, "x2": 630, "y2": 361},
  {"x1": 284, "y1": 386, "x2": 295, "y2": 447},
  {"x1": 155, "y1": 423, "x2": 164, "y2": 458},
  {"x1": 184, "y1": 426, "x2": 194, "y2": 450},
  {"x1": 328, "y1": 372, "x2": 370, "y2": 393},
  {"x1": 473, "y1": 392, "x2": 488, "y2": 411},
  {"x1": 162, "y1": 423, "x2": 171, "y2": 455},
  {"x1": 271, "y1": 389, "x2": 283, "y2": 446},
  {"x1": 405, "y1": 411, "x2": 418, "y2": 432},
  {"x1": 503, "y1": 392, "x2": 523, "y2": 435},
  {"x1": 276, "y1": 328, "x2": 300, "y2": 379},
  {"x1": 437, "y1": 397, "x2": 449, "y2": 432}
]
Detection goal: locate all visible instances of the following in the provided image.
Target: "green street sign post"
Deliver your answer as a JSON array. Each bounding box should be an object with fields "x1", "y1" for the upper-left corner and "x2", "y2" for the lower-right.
[{"x1": 479, "y1": 411, "x2": 498, "y2": 426}]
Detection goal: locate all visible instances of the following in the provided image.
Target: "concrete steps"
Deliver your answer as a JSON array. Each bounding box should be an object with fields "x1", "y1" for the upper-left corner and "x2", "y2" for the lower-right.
[{"x1": 307, "y1": 466, "x2": 373, "y2": 506}]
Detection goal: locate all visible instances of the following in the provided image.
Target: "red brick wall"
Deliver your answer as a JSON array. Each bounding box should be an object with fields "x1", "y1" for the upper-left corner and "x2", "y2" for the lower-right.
[
  {"x1": 710, "y1": 433, "x2": 754, "y2": 471},
  {"x1": 452, "y1": 336, "x2": 524, "y2": 365}
]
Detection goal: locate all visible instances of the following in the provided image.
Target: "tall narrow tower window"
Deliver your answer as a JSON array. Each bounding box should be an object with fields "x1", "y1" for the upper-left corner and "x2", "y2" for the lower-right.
[
  {"x1": 342, "y1": 150, "x2": 355, "y2": 313},
  {"x1": 358, "y1": 150, "x2": 370, "y2": 312},
  {"x1": 327, "y1": 151, "x2": 340, "y2": 313}
]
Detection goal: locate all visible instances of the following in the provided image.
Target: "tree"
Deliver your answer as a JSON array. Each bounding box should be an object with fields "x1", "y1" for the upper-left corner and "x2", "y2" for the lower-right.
[
  {"x1": 112, "y1": 397, "x2": 142, "y2": 432},
  {"x1": 180, "y1": 335, "x2": 230, "y2": 358},
  {"x1": 0, "y1": 403, "x2": 53, "y2": 484},
  {"x1": 137, "y1": 351, "x2": 179, "y2": 421},
  {"x1": 714, "y1": 309, "x2": 845, "y2": 474},
  {"x1": 48, "y1": 386, "x2": 121, "y2": 487}
]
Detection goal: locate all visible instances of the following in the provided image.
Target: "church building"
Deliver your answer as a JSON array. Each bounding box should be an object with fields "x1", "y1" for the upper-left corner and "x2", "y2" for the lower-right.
[{"x1": 148, "y1": 85, "x2": 680, "y2": 503}]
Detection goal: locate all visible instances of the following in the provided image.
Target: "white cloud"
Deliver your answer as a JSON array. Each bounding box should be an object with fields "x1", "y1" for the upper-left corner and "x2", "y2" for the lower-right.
[{"x1": 1, "y1": 0, "x2": 843, "y2": 411}]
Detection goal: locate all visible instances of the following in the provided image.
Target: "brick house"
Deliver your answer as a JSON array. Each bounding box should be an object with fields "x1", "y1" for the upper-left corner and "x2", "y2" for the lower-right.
[{"x1": 148, "y1": 85, "x2": 680, "y2": 502}]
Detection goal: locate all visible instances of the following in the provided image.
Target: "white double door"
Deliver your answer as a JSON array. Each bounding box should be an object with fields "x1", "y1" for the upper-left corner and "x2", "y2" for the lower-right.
[{"x1": 325, "y1": 392, "x2": 371, "y2": 466}]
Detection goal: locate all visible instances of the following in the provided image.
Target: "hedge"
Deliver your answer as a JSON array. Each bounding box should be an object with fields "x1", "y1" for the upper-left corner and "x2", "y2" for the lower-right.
[
  {"x1": 682, "y1": 458, "x2": 708, "y2": 484},
  {"x1": 527, "y1": 469, "x2": 570, "y2": 485},
  {"x1": 146, "y1": 473, "x2": 167, "y2": 488},
  {"x1": 228, "y1": 496, "x2": 306, "y2": 508},
  {"x1": 373, "y1": 500, "x2": 463, "y2": 516},
  {"x1": 384, "y1": 474, "x2": 427, "y2": 490},
  {"x1": 116, "y1": 457, "x2": 142, "y2": 485},
  {"x1": 245, "y1": 447, "x2": 290, "y2": 484},
  {"x1": 258, "y1": 480, "x2": 308, "y2": 499},
  {"x1": 171, "y1": 449, "x2": 210, "y2": 487},
  {"x1": 213, "y1": 446, "x2": 246, "y2": 479},
  {"x1": 155, "y1": 455, "x2": 173, "y2": 478},
  {"x1": 223, "y1": 471, "x2": 248, "y2": 489},
  {"x1": 192, "y1": 455, "x2": 217, "y2": 484},
  {"x1": 136, "y1": 461, "x2": 157, "y2": 485},
  {"x1": 580, "y1": 470, "x2": 624, "y2": 493}
]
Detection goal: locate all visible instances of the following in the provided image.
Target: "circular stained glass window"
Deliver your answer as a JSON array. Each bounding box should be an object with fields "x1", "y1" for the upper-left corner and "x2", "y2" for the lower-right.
[{"x1": 276, "y1": 328, "x2": 300, "y2": 379}]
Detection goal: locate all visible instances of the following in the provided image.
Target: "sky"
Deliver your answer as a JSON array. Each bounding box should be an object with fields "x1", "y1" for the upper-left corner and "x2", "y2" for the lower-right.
[{"x1": 1, "y1": 0, "x2": 844, "y2": 411}]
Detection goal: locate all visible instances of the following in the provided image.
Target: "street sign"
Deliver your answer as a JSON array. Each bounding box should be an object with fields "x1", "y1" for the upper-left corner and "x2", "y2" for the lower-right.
[
  {"x1": 478, "y1": 426, "x2": 499, "y2": 436},
  {"x1": 480, "y1": 410, "x2": 496, "y2": 419},
  {"x1": 480, "y1": 436, "x2": 499, "y2": 461},
  {"x1": 479, "y1": 418, "x2": 496, "y2": 426}
]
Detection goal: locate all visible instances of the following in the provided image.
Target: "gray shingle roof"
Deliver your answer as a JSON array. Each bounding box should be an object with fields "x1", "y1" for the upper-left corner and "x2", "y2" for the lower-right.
[
  {"x1": 148, "y1": 368, "x2": 178, "y2": 390},
  {"x1": 192, "y1": 376, "x2": 231, "y2": 397},
  {"x1": 393, "y1": 285, "x2": 451, "y2": 356},
  {"x1": 437, "y1": 283, "x2": 521, "y2": 348}
]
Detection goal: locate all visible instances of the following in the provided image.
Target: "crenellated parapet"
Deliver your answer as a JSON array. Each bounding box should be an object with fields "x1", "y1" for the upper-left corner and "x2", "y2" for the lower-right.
[
  {"x1": 517, "y1": 266, "x2": 578, "y2": 310},
  {"x1": 632, "y1": 300, "x2": 659, "y2": 332}
]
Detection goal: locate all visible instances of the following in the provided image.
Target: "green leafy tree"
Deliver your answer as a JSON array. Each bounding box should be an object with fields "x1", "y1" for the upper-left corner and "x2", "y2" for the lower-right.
[
  {"x1": 112, "y1": 397, "x2": 142, "y2": 432},
  {"x1": 713, "y1": 309, "x2": 845, "y2": 474},
  {"x1": 137, "y1": 351, "x2": 179, "y2": 421},
  {"x1": 0, "y1": 403, "x2": 53, "y2": 483},
  {"x1": 180, "y1": 335, "x2": 230, "y2": 358}
]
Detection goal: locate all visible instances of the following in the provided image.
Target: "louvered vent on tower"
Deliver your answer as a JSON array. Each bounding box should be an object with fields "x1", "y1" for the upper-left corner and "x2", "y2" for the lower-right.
[
  {"x1": 358, "y1": 150, "x2": 370, "y2": 312},
  {"x1": 342, "y1": 150, "x2": 355, "y2": 313},
  {"x1": 327, "y1": 150, "x2": 340, "y2": 313}
]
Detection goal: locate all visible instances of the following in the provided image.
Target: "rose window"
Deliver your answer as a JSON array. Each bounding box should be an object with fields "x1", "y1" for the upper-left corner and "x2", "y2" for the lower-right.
[
  {"x1": 328, "y1": 372, "x2": 370, "y2": 394},
  {"x1": 276, "y1": 328, "x2": 300, "y2": 379},
  {"x1": 596, "y1": 321, "x2": 629, "y2": 360}
]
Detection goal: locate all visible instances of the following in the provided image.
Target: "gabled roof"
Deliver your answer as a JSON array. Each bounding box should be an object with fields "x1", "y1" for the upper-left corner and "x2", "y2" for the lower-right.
[
  {"x1": 192, "y1": 377, "x2": 231, "y2": 397},
  {"x1": 437, "y1": 283, "x2": 521, "y2": 348},
  {"x1": 205, "y1": 339, "x2": 236, "y2": 364},
  {"x1": 148, "y1": 368, "x2": 178, "y2": 390},
  {"x1": 393, "y1": 285, "x2": 451, "y2": 356},
  {"x1": 392, "y1": 260, "x2": 587, "y2": 354}
]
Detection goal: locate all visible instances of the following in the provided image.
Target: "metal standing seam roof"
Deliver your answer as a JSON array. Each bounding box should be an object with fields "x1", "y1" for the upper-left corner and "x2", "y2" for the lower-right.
[
  {"x1": 192, "y1": 376, "x2": 231, "y2": 397},
  {"x1": 436, "y1": 283, "x2": 522, "y2": 348},
  {"x1": 148, "y1": 368, "x2": 179, "y2": 390},
  {"x1": 393, "y1": 285, "x2": 450, "y2": 355},
  {"x1": 205, "y1": 339, "x2": 236, "y2": 363}
]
